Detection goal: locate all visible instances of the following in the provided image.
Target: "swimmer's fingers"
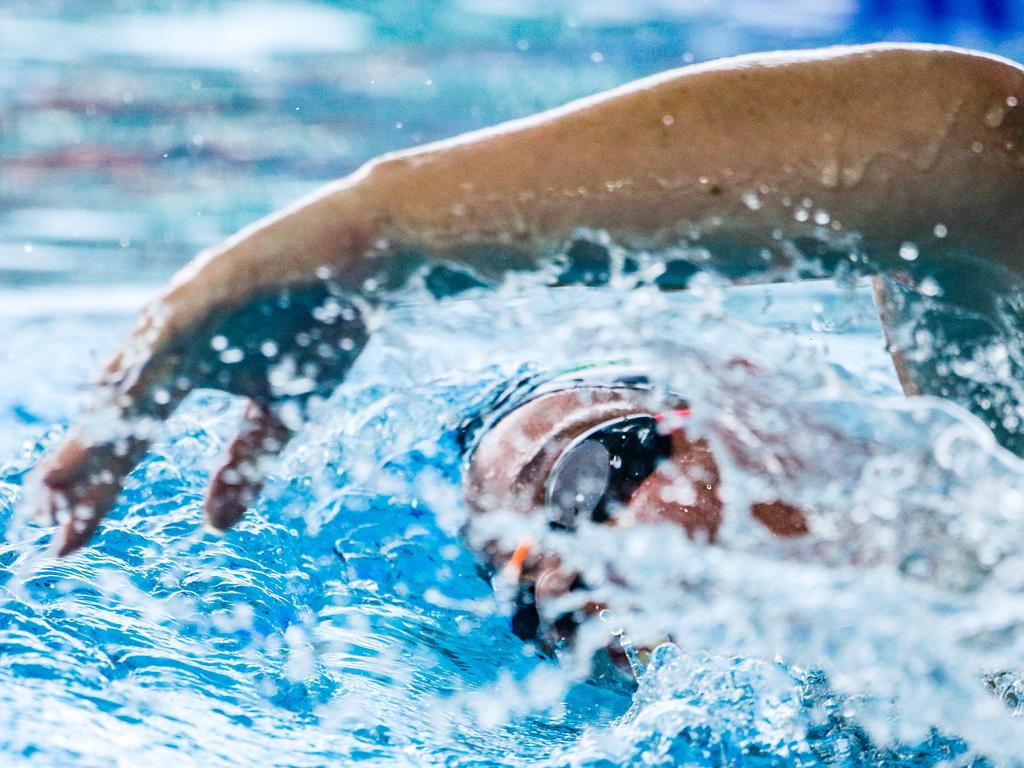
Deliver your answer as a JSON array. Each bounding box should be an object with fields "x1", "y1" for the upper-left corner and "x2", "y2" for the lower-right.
[
  {"x1": 30, "y1": 284, "x2": 369, "y2": 554},
  {"x1": 33, "y1": 432, "x2": 151, "y2": 557},
  {"x1": 205, "y1": 400, "x2": 293, "y2": 532},
  {"x1": 193, "y1": 287, "x2": 368, "y2": 530}
]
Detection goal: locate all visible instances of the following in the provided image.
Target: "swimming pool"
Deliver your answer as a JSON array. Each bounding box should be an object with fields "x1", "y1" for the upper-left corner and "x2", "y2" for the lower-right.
[{"x1": 4, "y1": 2, "x2": 1024, "y2": 766}]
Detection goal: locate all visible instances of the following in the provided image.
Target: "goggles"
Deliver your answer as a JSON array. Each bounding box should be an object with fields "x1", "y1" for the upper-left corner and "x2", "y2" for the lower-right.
[{"x1": 545, "y1": 413, "x2": 680, "y2": 529}]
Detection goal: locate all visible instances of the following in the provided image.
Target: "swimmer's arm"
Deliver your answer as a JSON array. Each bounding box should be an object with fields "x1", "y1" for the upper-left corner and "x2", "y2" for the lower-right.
[
  {"x1": 107, "y1": 42, "x2": 1024, "y2": 321},
  {"x1": 30, "y1": 43, "x2": 1024, "y2": 554}
]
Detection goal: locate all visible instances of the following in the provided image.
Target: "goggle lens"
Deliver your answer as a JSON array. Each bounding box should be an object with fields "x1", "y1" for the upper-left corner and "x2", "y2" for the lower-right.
[{"x1": 545, "y1": 415, "x2": 673, "y2": 529}]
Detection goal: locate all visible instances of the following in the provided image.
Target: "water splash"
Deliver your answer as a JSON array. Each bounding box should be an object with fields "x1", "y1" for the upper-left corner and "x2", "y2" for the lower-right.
[{"x1": 5, "y1": 270, "x2": 1024, "y2": 765}]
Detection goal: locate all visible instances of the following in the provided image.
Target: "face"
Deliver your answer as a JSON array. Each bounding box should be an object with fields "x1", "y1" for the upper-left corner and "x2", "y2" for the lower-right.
[{"x1": 463, "y1": 385, "x2": 808, "y2": 646}]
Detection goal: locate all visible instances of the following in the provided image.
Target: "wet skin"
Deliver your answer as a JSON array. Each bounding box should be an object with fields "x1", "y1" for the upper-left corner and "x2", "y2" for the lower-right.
[{"x1": 25, "y1": 43, "x2": 1024, "y2": 555}]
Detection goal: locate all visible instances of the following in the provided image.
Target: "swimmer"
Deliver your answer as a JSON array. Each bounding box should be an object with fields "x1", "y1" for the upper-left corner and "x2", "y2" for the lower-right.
[{"x1": 25, "y1": 40, "x2": 1024, "y2": 631}]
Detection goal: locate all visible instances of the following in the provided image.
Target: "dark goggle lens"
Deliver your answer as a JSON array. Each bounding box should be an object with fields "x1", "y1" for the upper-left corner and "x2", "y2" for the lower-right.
[{"x1": 545, "y1": 415, "x2": 672, "y2": 529}]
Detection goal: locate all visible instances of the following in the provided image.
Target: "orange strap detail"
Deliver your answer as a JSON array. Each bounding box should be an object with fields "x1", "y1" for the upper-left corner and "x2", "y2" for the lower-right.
[{"x1": 504, "y1": 539, "x2": 533, "y2": 581}]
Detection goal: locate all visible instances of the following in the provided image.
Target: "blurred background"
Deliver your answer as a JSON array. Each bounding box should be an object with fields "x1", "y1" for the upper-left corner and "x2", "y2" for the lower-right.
[{"x1": 3, "y1": 0, "x2": 1024, "y2": 287}]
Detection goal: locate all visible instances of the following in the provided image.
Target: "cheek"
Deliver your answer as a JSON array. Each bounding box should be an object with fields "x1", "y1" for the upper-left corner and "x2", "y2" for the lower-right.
[{"x1": 625, "y1": 459, "x2": 723, "y2": 541}]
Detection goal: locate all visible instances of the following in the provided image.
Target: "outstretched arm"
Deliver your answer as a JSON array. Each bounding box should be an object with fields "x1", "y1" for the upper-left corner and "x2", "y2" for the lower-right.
[{"x1": 30, "y1": 43, "x2": 1024, "y2": 554}]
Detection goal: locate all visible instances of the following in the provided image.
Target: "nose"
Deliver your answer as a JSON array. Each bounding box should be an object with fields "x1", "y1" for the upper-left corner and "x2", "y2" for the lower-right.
[{"x1": 623, "y1": 431, "x2": 723, "y2": 541}]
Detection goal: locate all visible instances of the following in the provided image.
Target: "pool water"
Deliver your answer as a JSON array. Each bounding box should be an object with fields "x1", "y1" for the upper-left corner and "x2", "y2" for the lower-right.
[{"x1": 4, "y1": 2, "x2": 1024, "y2": 766}]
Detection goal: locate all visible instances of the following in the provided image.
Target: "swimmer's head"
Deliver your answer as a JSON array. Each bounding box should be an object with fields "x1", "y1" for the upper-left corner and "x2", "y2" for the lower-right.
[
  {"x1": 459, "y1": 366, "x2": 725, "y2": 650},
  {"x1": 459, "y1": 364, "x2": 809, "y2": 654}
]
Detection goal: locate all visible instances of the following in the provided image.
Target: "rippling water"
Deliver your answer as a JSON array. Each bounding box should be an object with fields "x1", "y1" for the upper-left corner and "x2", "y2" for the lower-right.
[{"x1": 6, "y1": 2, "x2": 1024, "y2": 766}]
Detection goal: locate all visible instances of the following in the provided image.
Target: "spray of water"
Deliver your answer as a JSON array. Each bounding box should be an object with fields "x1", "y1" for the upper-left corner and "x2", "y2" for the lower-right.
[{"x1": 1, "y1": 246, "x2": 1023, "y2": 765}]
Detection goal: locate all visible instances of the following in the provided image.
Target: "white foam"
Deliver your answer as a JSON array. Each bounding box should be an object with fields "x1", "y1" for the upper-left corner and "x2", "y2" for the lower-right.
[
  {"x1": 0, "y1": 3, "x2": 370, "y2": 69},
  {"x1": 0, "y1": 285, "x2": 153, "y2": 318}
]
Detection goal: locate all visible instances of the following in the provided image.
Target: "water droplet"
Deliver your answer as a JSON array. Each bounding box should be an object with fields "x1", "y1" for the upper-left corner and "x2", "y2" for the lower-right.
[
  {"x1": 220, "y1": 348, "x2": 244, "y2": 365},
  {"x1": 985, "y1": 102, "x2": 1007, "y2": 128},
  {"x1": 820, "y1": 159, "x2": 839, "y2": 188},
  {"x1": 934, "y1": 223, "x2": 948, "y2": 238},
  {"x1": 899, "y1": 242, "x2": 919, "y2": 261},
  {"x1": 742, "y1": 191, "x2": 761, "y2": 210},
  {"x1": 1009, "y1": 96, "x2": 1019, "y2": 108},
  {"x1": 813, "y1": 209, "x2": 830, "y2": 225},
  {"x1": 210, "y1": 335, "x2": 228, "y2": 351},
  {"x1": 590, "y1": 51, "x2": 604, "y2": 64},
  {"x1": 661, "y1": 114, "x2": 674, "y2": 126},
  {"x1": 794, "y1": 208, "x2": 809, "y2": 222}
]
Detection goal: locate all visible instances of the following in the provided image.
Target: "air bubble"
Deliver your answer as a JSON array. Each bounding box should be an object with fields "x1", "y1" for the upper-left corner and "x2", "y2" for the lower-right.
[{"x1": 899, "y1": 242, "x2": 919, "y2": 261}]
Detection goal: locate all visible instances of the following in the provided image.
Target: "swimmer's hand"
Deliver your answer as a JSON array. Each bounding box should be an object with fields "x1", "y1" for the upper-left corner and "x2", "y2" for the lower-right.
[
  {"x1": 27, "y1": 43, "x2": 1024, "y2": 554},
  {"x1": 28, "y1": 197, "x2": 373, "y2": 555},
  {"x1": 31, "y1": 280, "x2": 369, "y2": 555}
]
